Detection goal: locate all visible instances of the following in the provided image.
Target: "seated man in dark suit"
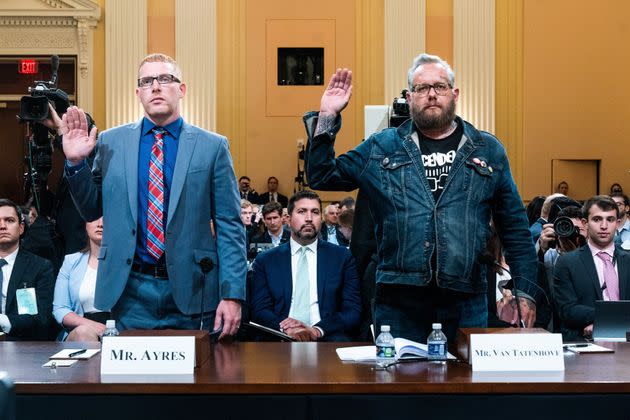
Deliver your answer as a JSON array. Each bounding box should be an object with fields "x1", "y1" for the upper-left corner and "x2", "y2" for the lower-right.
[
  {"x1": 251, "y1": 202, "x2": 290, "y2": 247},
  {"x1": 258, "y1": 176, "x2": 288, "y2": 208},
  {"x1": 0, "y1": 199, "x2": 56, "y2": 340},
  {"x1": 250, "y1": 190, "x2": 361, "y2": 341},
  {"x1": 553, "y1": 195, "x2": 630, "y2": 342}
]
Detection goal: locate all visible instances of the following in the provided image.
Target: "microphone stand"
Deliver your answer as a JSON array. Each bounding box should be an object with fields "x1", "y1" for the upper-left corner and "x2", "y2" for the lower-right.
[{"x1": 198, "y1": 257, "x2": 214, "y2": 330}]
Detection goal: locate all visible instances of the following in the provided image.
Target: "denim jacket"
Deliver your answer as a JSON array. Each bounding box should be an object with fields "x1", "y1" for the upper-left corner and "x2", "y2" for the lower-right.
[{"x1": 303, "y1": 112, "x2": 539, "y2": 300}]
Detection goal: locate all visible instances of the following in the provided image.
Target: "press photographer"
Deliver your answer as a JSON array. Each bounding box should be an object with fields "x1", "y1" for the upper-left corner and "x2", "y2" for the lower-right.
[{"x1": 17, "y1": 56, "x2": 96, "y2": 271}]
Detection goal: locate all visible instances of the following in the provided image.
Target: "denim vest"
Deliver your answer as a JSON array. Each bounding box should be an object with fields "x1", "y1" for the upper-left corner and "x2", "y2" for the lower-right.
[{"x1": 304, "y1": 112, "x2": 539, "y2": 299}]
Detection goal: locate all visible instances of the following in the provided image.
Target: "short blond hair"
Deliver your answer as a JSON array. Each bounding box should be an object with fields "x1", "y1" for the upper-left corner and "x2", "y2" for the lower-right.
[{"x1": 138, "y1": 53, "x2": 182, "y2": 79}]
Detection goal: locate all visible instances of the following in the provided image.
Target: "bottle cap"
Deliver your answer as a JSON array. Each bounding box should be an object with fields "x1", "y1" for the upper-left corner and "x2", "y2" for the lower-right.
[
  {"x1": 381, "y1": 325, "x2": 390, "y2": 332},
  {"x1": 106, "y1": 319, "x2": 116, "y2": 328},
  {"x1": 432, "y1": 323, "x2": 442, "y2": 330}
]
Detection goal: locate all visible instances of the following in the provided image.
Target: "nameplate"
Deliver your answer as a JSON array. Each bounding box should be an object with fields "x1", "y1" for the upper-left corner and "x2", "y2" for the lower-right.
[
  {"x1": 100, "y1": 336, "x2": 195, "y2": 375},
  {"x1": 470, "y1": 333, "x2": 564, "y2": 371}
]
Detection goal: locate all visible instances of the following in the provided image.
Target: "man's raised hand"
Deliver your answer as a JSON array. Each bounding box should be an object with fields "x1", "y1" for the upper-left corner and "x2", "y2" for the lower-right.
[
  {"x1": 319, "y1": 68, "x2": 352, "y2": 117},
  {"x1": 62, "y1": 106, "x2": 97, "y2": 165}
]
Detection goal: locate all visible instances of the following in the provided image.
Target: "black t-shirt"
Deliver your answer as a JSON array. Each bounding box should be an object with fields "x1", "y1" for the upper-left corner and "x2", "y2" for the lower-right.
[{"x1": 417, "y1": 122, "x2": 463, "y2": 201}]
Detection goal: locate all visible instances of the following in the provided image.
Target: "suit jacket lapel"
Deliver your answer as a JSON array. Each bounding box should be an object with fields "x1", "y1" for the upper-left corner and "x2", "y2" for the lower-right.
[
  {"x1": 5, "y1": 249, "x2": 28, "y2": 312},
  {"x1": 167, "y1": 123, "x2": 196, "y2": 227},
  {"x1": 579, "y1": 246, "x2": 603, "y2": 300},
  {"x1": 316, "y1": 242, "x2": 326, "y2": 305},
  {"x1": 280, "y1": 245, "x2": 293, "y2": 307},
  {"x1": 124, "y1": 121, "x2": 143, "y2": 225}
]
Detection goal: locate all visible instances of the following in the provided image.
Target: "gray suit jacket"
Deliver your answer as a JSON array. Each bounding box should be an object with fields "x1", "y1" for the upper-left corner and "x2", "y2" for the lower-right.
[{"x1": 66, "y1": 120, "x2": 246, "y2": 315}]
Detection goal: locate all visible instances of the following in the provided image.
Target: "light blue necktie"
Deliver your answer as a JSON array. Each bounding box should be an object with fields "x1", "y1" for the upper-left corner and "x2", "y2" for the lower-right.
[{"x1": 292, "y1": 247, "x2": 311, "y2": 325}]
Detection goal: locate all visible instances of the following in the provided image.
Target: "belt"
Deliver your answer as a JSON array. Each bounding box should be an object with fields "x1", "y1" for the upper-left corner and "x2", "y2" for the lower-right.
[{"x1": 131, "y1": 262, "x2": 169, "y2": 279}]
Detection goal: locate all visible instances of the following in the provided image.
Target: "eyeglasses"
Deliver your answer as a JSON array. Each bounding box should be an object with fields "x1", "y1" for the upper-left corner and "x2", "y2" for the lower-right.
[
  {"x1": 411, "y1": 82, "x2": 452, "y2": 97},
  {"x1": 137, "y1": 74, "x2": 181, "y2": 88}
]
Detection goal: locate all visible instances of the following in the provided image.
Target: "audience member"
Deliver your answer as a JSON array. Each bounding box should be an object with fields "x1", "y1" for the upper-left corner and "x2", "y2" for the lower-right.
[
  {"x1": 526, "y1": 196, "x2": 546, "y2": 227},
  {"x1": 611, "y1": 193, "x2": 630, "y2": 249},
  {"x1": 320, "y1": 204, "x2": 349, "y2": 246},
  {"x1": 338, "y1": 208, "x2": 354, "y2": 245},
  {"x1": 53, "y1": 217, "x2": 109, "y2": 341},
  {"x1": 239, "y1": 176, "x2": 260, "y2": 204},
  {"x1": 252, "y1": 202, "x2": 290, "y2": 246},
  {"x1": 485, "y1": 223, "x2": 552, "y2": 330},
  {"x1": 339, "y1": 196, "x2": 355, "y2": 212},
  {"x1": 258, "y1": 177, "x2": 288, "y2": 208},
  {"x1": 305, "y1": 53, "x2": 539, "y2": 343},
  {"x1": 61, "y1": 53, "x2": 245, "y2": 337},
  {"x1": 537, "y1": 196, "x2": 582, "y2": 259},
  {"x1": 530, "y1": 193, "x2": 564, "y2": 243},
  {"x1": 0, "y1": 199, "x2": 56, "y2": 340},
  {"x1": 553, "y1": 196, "x2": 630, "y2": 341},
  {"x1": 610, "y1": 183, "x2": 623, "y2": 195},
  {"x1": 556, "y1": 181, "x2": 569, "y2": 195},
  {"x1": 250, "y1": 190, "x2": 361, "y2": 341}
]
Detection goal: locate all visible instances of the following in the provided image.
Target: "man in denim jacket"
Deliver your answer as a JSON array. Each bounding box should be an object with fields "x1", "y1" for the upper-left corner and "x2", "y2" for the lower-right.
[{"x1": 304, "y1": 53, "x2": 538, "y2": 343}]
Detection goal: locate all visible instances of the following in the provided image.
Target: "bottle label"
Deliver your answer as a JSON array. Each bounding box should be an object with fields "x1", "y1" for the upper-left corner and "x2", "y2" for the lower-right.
[
  {"x1": 428, "y1": 342, "x2": 446, "y2": 357},
  {"x1": 376, "y1": 345, "x2": 396, "y2": 358}
]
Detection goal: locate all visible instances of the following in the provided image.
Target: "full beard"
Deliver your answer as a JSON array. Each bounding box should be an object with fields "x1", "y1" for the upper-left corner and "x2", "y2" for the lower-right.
[
  {"x1": 293, "y1": 225, "x2": 318, "y2": 241},
  {"x1": 411, "y1": 98, "x2": 456, "y2": 131}
]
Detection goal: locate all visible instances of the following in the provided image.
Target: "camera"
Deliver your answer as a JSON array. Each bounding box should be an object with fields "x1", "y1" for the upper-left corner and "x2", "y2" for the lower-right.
[
  {"x1": 554, "y1": 216, "x2": 580, "y2": 239},
  {"x1": 18, "y1": 56, "x2": 69, "y2": 123},
  {"x1": 389, "y1": 89, "x2": 410, "y2": 128},
  {"x1": 549, "y1": 216, "x2": 586, "y2": 249}
]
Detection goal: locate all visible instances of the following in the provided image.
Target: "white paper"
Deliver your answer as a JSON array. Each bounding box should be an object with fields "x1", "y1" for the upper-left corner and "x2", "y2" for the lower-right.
[
  {"x1": 564, "y1": 343, "x2": 614, "y2": 353},
  {"x1": 336, "y1": 338, "x2": 456, "y2": 362},
  {"x1": 336, "y1": 345, "x2": 375, "y2": 361},
  {"x1": 50, "y1": 349, "x2": 101, "y2": 360},
  {"x1": 42, "y1": 359, "x2": 78, "y2": 368}
]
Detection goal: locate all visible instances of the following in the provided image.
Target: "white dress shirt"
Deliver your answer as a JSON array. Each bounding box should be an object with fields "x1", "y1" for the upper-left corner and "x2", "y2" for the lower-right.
[
  {"x1": 0, "y1": 248, "x2": 19, "y2": 333},
  {"x1": 288, "y1": 238, "x2": 321, "y2": 327}
]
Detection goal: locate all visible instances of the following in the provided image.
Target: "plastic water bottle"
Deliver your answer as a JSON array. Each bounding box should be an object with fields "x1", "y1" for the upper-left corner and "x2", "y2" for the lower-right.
[
  {"x1": 102, "y1": 320, "x2": 119, "y2": 337},
  {"x1": 375, "y1": 325, "x2": 396, "y2": 368},
  {"x1": 427, "y1": 323, "x2": 448, "y2": 363}
]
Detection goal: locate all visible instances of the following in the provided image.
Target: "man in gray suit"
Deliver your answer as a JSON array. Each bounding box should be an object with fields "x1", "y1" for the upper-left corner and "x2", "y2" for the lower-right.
[{"x1": 59, "y1": 53, "x2": 245, "y2": 338}]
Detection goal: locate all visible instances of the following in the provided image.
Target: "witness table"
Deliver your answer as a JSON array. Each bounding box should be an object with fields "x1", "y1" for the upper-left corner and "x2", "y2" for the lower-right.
[{"x1": 3, "y1": 340, "x2": 630, "y2": 420}]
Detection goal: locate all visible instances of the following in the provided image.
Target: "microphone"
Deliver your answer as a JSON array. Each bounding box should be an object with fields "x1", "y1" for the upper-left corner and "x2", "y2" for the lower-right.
[
  {"x1": 50, "y1": 55, "x2": 59, "y2": 86},
  {"x1": 478, "y1": 254, "x2": 523, "y2": 328},
  {"x1": 198, "y1": 257, "x2": 214, "y2": 330}
]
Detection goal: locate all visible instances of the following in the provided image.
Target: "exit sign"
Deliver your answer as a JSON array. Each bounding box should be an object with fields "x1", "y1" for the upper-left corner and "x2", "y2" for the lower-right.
[{"x1": 18, "y1": 59, "x2": 38, "y2": 74}]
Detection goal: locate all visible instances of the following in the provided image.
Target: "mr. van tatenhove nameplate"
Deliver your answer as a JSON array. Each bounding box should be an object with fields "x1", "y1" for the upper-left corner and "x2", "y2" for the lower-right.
[
  {"x1": 470, "y1": 333, "x2": 564, "y2": 371},
  {"x1": 100, "y1": 336, "x2": 195, "y2": 375}
]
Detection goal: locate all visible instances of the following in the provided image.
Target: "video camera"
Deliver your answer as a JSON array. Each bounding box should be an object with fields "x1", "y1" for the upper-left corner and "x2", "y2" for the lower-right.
[
  {"x1": 16, "y1": 56, "x2": 95, "y2": 216},
  {"x1": 18, "y1": 56, "x2": 69, "y2": 123},
  {"x1": 389, "y1": 89, "x2": 410, "y2": 128}
]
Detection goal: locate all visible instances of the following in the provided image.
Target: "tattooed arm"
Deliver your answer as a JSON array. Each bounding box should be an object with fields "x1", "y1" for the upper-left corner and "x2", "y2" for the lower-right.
[
  {"x1": 314, "y1": 68, "x2": 353, "y2": 136},
  {"x1": 305, "y1": 68, "x2": 369, "y2": 192}
]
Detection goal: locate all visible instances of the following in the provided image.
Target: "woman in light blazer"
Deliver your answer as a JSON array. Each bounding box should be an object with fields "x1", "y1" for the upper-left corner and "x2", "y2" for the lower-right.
[{"x1": 53, "y1": 217, "x2": 108, "y2": 341}]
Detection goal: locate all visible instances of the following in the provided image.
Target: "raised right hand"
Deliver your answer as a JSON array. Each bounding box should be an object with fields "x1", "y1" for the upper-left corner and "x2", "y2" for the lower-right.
[
  {"x1": 319, "y1": 68, "x2": 353, "y2": 116},
  {"x1": 62, "y1": 106, "x2": 98, "y2": 165}
]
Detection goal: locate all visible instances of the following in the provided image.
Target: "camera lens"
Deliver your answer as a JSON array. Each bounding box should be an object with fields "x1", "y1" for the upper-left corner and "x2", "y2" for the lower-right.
[{"x1": 554, "y1": 216, "x2": 577, "y2": 238}]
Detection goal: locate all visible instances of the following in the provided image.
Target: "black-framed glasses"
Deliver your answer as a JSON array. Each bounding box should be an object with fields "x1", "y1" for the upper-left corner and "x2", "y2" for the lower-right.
[
  {"x1": 411, "y1": 82, "x2": 452, "y2": 97},
  {"x1": 137, "y1": 74, "x2": 181, "y2": 88}
]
